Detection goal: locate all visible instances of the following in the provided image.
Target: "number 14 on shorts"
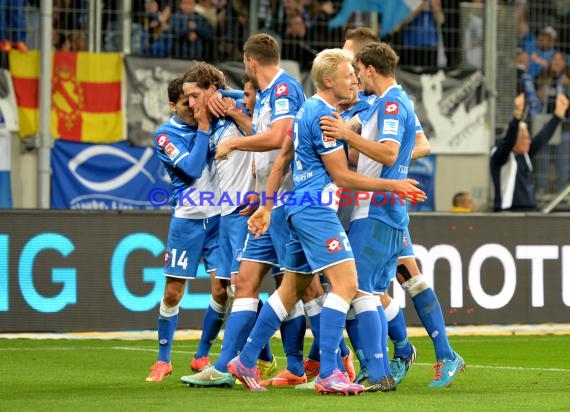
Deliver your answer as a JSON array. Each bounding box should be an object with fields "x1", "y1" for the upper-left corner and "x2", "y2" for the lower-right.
[{"x1": 165, "y1": 248, "x2": 189, "y2": 270}]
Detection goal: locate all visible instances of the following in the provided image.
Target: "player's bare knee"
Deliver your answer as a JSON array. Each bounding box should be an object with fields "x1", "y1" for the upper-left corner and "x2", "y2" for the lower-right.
[{"x1": 163, "y1": 288, "x2": 183, "y2": 306}]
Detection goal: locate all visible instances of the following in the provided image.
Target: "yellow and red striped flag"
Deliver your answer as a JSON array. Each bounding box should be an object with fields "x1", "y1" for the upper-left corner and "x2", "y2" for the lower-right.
[{"x1": 10, "y1": 51, "x2": 124, "y2": 143}]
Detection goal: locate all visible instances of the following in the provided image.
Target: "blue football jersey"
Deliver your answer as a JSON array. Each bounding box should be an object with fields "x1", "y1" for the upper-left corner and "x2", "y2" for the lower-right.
[
  {"x1": 352, "y1": 85, "x2": 416, "y2": 229},
  {"x1": 153, "y1": 116, "x2": 220, "y2": 219},
  {"x1": 251, "y1": 69, "x2": 305, "y2": 196},
  {"x1": 287, "y1": 95, "x2": 345, "y2": 217}
]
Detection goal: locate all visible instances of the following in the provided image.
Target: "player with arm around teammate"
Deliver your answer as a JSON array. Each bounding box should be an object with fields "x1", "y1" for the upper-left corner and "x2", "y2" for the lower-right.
[
  {"x1": 146, "y1": 73, "x2": 221, "y2": 382},
  {"x1": 229, "y1": 48, "x2": 425, "y2": 394},
  {"x1": 321, "y1": 42, "x2": 465, "y2": 388}
]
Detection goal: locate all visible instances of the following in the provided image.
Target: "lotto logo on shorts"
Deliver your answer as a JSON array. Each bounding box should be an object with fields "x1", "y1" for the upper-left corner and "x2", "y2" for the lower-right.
[
  {"x1": 326, "y1": 237, "x2": 342, "y2": 253},
  {"x1": 403, "y1": 235, "x2": 408, "y2": 247},
  {"x1": 384, "y1": 101, "x2": 399, "y2": 115},
  {"x1": 164, "y1": 251, "x2": 170, "y2": 265}
]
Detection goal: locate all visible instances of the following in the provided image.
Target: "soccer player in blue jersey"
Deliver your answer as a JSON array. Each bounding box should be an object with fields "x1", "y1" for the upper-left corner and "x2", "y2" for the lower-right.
[
  {"x1": 336, "y1": 30, "x2": 465, "y2": 389},
  {"x1": 145, "y1": 73, "x2": 221, "y2": 382},
  {"x1": 157, "y1": 63, "x2": 263, "y2": 377},
  {"x1": 229, "y1": 48, "x2": 425, "y2": 394},
  {"x1": 301, "y1": 84, "x2": 369, "y2": 384},
  {"x1": 184, "y1": 33, "x2": 314, "y2": 388}
]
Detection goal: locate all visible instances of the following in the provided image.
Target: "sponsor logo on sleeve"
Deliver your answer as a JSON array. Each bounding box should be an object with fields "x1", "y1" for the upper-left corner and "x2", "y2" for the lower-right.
[
  {"x1": 275, "y1": 83, "x2": 289, "y2": 97},
  {"x1": 322, "y1": 133, "x2": 337, "y2": 148},
  {"x1": 164, "y1": 142, "x2": 180, "y2": 160},
  {"x1": 384, "y1": 101, "x2": 399, "y2": 115},
  {"x1": 274, "y1": 98, "x2": 290, "y2": 115},
  {"x1": 157, "y1": 133, "x2": 169, "y2": 148},
  {"x1": 382, "y1": 119, "x2": 399, "y2": 135},
  {"x1": 326, "y1": 237, "x2": 342, "y2": 253}
]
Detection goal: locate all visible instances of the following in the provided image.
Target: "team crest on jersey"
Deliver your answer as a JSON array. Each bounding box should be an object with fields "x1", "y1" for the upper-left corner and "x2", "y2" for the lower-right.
[
  {"x1": 326, "y1": 237, "x2": 342, "y2": 253},
  {"x1": 384, "y1": 101, "x2": 399, "y2": 115},
  {"x1": 322, "y1": 133, "x2": 337, "y2": 148},
  {"x1": 164, "y1": 250, "x2": 170, "y2": 265},
  {"x1": 164, "y1": 142, "x2": 180, "y2": 160},
  {"x1": 157, "y1": 133, "x2": 169, "y2": 148},
  {"x1": 275, "y1": 83, "x2": 289, "y2": 97}
]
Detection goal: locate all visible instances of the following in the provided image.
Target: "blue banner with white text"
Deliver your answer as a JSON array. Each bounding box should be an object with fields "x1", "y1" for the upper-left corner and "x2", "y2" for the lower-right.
[{"x1": 51, "y1": 140, "x2": 171, "y2": 209}]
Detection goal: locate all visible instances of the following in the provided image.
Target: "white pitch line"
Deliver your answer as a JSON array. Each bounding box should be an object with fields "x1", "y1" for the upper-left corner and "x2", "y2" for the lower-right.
[{"x1": 2, "y1": 346, "x2": 570, "y2": 373}]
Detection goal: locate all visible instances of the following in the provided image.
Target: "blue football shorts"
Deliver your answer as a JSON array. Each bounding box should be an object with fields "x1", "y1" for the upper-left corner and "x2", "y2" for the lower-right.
[
  {"x1": 240, "y1": 205, "x2": 289, "y2": 275},
  {"x1": 163, "y1": 215, "x2": 220, "y2": 279},
  {"x1": 349, "y1": 217, "x2": 403, "y2": 294},
  {"x1": 217, "y1": 206, "x2": 249, "y2": 280},
  {"x1": 284, "y1": 206, "x2": 354, "y2": 274}
]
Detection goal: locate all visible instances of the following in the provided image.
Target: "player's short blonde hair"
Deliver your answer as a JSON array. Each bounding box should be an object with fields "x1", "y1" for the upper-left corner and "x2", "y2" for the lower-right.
[{"x1": 311, "y1": 48, "x2": 353, "y2": 90}]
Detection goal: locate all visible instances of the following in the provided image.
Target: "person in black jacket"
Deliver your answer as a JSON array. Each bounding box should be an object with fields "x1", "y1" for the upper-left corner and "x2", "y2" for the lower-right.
[{"x1": 490, "y1": 92, "x2": 569, "y2": 211}]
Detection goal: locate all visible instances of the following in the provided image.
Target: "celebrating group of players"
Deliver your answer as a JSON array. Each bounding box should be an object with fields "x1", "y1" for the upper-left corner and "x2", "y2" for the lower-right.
[{"x1": 145, "y1": 27, "x2": 465, "y2": 395}]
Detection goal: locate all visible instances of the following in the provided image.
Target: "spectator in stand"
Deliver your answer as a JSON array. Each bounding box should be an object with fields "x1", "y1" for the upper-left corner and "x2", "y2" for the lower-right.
[
  {"x1": 0, "y1": 0, "x2": 28, "y2": 52},
  {"x1": 306, "y1": 1, "x2": 344, "y2": 52},
  {"x1": 215, "y1": 0, "x2": 247, "y2": 60},
  {"x1": 281, "y1": 11, "x2": 316, "y2": 70},
  {"x1": 516, "y1": 0, "x2": 537, "y2": 57},
  {"x1": 54, "y1": 32, "x2": 72, "y2": 51},
  {"x1": 451, "y1": 192, "x2": 476, "y2": 213},
  {"x1": 490, "y1": 93, "x2": 569, "y2": 212},
  {"x1": 142, "y1": 0, "x2": 172, "y2": 57},
  {"x1": 463, "y1": 0, "x2": 483, "y2": 69},
  {"x1": 535, "y1": 51, "x2": 570, "y2": 192},
  {"x1": 398, "y1": 0, "x2": 445, "y2": 69},
  {"x1": 71, "y1": 31, "x2": 87, "y2": 51},
  {"x1": 170, "y1": 0, "x2": 214, "y2": 60},
  {"x1": 528, "y1": 26, "x2": 557, "y2": 79}
]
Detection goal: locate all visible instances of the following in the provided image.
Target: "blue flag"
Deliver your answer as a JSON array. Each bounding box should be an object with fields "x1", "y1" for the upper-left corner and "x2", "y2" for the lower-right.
[
  {"x1": 0, "y1": 117, "x2": 12, "y2": 209},
  {"x1": 329, "y1": 0, "x2": 421, "y2": 37}
]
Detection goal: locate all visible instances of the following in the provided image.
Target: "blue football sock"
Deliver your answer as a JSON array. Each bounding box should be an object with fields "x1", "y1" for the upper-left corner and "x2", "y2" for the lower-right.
[
  {"x1": 384, "y1": 298, "x2": 411, "y2": 359},
  {"x1": 214, "y1": 297, "x2": 258, "y2": 372},
  {"x1": 319, "y1": 293, "x2": 349, "y2": 378},
  {"x1": 257, "y1": 300, "x2": 274, "y2": 362},
  {"x1": 239, "y1": 293, "x2": 288, "y2": 368},
  {"x1": 377, "y1": 304, "x2": 390, "y2": 375},
  {"x1": 195, "y1": 298, "x2": 226, "y2": 358},
  {"x1": 157, "y1": 314, "x2": 178, "y2": 362},
  {"x1": 339, "y1": 336, "x2": 350, "y2": 358},
  {"x1": 412, "y1": 287, "x2": 453, "y2": 361},
  {"x1": 403, "y1": 275, "x2": 454, "y2": 361},
  {"x1": 280, "y1": 301, "x2": 306, "y2": 376},
  {"x1": 157, "y1": 300, "x2": 180, "y2": 363},
  {"x1": 353, "y1": 296, "x2": 385, "y2": 382},
  {"x1": 346, "y1": 310, "x2": 365, "y2": 367},
  {"x1": 304, "y1": 295, "x2": 324, "y2": 361}
]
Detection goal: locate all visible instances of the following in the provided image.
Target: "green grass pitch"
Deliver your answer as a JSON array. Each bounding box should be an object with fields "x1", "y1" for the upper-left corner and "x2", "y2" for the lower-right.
[{"x1": 1, "y1": 335, "x2": 569, "y2": 411}]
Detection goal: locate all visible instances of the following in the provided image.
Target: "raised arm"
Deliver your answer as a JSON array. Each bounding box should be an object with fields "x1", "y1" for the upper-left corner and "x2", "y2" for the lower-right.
[
  {"x1": 529, "y1": 94, "x2": 568, "y2": 158},
  {"x1": 490, "y1": 93, "x2": 525, "y2": 167}
]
